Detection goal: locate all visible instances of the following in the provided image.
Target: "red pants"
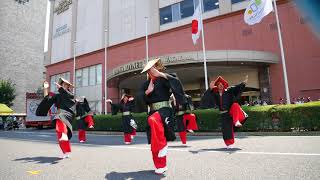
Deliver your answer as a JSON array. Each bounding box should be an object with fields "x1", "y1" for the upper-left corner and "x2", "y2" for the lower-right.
[
  {"x1": 148, "y1": 112, "x2": 167, "y2": 168},
  {"x1": 229, "y1": 103, "x2": 246, "y2": 125},
  {"x1": 78, "y1": 129, "x2": 86, "y2": 142},
  {"x1": 183, "y1": 113, "x2": 198, "y2": 130},
  {"x1": 56, "y1": 119, "x2": 71, "y2": 154},
  {"x1": 84, "y1": 115, "x2": 94, "y2": 128},
  {"x1": 152, "y1": 151, "x2": 167, "y2": 169},
  {"x1": 124, "y1": 129, "x2": 136, "y2": 143},
  {"x1": 179, "y1": 131, "x2": 187, "y2": 144}
]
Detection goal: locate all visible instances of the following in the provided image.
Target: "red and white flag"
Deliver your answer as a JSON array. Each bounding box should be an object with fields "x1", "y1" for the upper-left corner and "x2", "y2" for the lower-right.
[{"x1": 192, "y1": 4, "x2": 202, "y2": 45}]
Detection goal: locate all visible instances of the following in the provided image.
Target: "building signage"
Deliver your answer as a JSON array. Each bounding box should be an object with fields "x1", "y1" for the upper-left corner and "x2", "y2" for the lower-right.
[
  {"x1": 54, "y1": 0, "x2": 72, "y2": 15},
  {"x1": 53, "y1": 24, "x2": 70, "y2": 39},
  {"x1": 108, "y1": 54, "x2": 196, "y2": 80}
]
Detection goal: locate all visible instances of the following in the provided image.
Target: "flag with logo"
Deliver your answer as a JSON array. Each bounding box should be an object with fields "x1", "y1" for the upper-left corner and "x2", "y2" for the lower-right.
[
  {"x1": 244, "y1": 0, "x2": 273, "y2": 25},
  {"x1": 192, "y1": 4, "x2": 202, "y2": 45}
]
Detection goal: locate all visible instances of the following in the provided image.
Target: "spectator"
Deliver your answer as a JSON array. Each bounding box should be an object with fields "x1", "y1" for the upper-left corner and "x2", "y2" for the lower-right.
[{"x1": 307, "y1": 97, "x2": 312, "y2": 102}]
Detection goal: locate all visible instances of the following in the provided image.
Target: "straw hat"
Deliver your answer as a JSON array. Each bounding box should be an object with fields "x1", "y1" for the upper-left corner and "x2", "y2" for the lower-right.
[
  {"x1": 141, "y1": 58, "x2": 160, "y2": 73},
  {"x1": 58, "y1": 77, "x2": 74, "y2": 87}
]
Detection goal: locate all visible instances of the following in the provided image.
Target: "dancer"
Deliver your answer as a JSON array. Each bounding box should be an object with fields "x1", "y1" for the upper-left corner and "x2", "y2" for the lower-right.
[
  {"x1": 106, "y1": 94, "x2": 137, "y2": 144},
  {"x1": 173, "y1": 94, "x2": 198, "y2": 145},
  {"x1": 201, "y1": 75, "x2": 248, "y2": 149},
  {"x1": 36, "y1": 78, "x2": 76, "y2": 158},
  {"x1": 140, "y1": 58, "x2": 186, "y2": 174},
  {"x1": 76, "y1": 96, "x2": 94, "y2": 143}
]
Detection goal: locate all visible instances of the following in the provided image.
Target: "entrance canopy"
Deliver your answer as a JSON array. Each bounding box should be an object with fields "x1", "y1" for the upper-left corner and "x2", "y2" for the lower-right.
[{"x1": 0, "y1": 104, "x2": 14, "y2": 115}]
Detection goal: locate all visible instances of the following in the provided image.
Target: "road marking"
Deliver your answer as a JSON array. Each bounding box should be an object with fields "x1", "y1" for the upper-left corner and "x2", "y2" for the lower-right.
[{"x1": 27, "y1": 170, "x2": 42, "y2": 175}]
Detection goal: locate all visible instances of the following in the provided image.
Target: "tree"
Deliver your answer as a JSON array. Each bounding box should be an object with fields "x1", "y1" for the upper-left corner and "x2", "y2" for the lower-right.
[{"x1": 0, "y1": 79, "x2": 16, "y2": 107}]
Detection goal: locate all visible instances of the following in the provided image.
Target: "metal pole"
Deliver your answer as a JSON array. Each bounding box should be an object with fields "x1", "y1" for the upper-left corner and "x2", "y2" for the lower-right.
[
  {"x1": 73, "y1": 40, "x2": 77, "y2": 95},
  {"x1": 104, "y1": 29, "x2": 108, "y2": 114},
  {"x1": 145, "y1": 16, "x2": 149, "y2": 63},
  {"x1": 273, "y1": 0, "x2": 291, "y2": 104},
  {"x1": 199, "y1": 2, "x2": 209, "y2": 90}
]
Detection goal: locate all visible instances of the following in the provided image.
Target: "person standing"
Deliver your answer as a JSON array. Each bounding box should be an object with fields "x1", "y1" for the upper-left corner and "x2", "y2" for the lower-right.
[
  {"x1": 106, "y1": 94, "x2": 137, "y2": 144},
  {"x1": 201, "y1": 75, "x2": 248, "y2": 149},
  {"x1": 140, "y1": 58, "x2": 187, "y2": 174},
  {"x1": 36, "y1": 78, "x2": 76, "y2": 158},
  {"x1": 76, "y1": 96, "x2": 94, "y2": 143}
]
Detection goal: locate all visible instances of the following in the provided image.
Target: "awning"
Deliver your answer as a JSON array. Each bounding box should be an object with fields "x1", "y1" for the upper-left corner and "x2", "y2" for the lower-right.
[{"x1": 0, "y1": 103, "x2": 14, "y2": 115}]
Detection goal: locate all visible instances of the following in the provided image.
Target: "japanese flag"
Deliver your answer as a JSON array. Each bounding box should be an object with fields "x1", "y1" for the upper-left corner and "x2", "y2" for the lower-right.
[{"x1": 192, "y1": 4, "x2": 202, "y2": 45}]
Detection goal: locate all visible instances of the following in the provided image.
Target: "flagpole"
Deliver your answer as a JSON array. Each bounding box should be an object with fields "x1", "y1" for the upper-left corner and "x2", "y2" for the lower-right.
[
  {"x1": 273, "y1": 0, "x2": 291, "y2": 104},
  {"x1": 145, "y1": 16, "x2": 149, "y2": 63},
  {"x1": 104, "y1": 29, "x2": 108, "y2": 114},
  {"x1": 199, "y1": 2, "x2": 209, "y2": 90}
]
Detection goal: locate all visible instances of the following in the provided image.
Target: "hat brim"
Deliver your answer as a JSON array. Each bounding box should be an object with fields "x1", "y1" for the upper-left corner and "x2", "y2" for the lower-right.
[
  {"x1": 141, "y1": 58, "x2": 160, "y2": 73},
  {"x1": 58, "y1": 77, "x2": 74, "y2": 87}
]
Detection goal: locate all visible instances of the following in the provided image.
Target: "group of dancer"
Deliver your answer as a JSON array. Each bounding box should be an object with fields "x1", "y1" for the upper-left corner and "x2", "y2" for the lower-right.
[{"x1": 36, "y1": 58, "x2": 248, "y2": 174}]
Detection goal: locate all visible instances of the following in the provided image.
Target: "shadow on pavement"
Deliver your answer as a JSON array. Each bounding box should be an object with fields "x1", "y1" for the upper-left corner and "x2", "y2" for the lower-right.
[
  {"x1": 189, "y1": 147, "x2": 242, "y2": 154},
  {"x1": 13, "y1": 156, "x2": 62, "y2": 164},
  {"x1": 168, "y1": 145, "x2": 190, "y2": 148},
  {"x1": 105, "y1": 170, "x2": 165, "y2": 180}
]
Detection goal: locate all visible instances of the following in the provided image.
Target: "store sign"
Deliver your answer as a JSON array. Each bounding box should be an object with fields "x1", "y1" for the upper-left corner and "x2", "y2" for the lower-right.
[
  {"x1": 108, "y1": 54, "x2": 196, "y2": 79},
  {"x1": 54, "y1": 0, "x2": 72, "y2": 15},
  {"x1": 53, "y1": 24, "x2": 70, "y2": 39}
]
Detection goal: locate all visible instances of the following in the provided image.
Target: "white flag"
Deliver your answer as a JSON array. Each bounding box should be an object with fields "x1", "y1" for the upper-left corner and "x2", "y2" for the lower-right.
[
  {"x1": 244, "y1": 0, "x2": 273, "y2": 25},
  {"x1": 192, "y1": 4, "x2": 202, "y2": 45}
]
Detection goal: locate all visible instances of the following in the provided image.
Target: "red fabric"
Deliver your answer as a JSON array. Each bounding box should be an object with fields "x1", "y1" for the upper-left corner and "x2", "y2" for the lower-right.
[
  {"x1": 124, "y1": 133, "x2": 132, "y2": 143},
  {"x1": 192, "y1": 20, "x2": 198, "y2": 34},
  {"x1": 148, "y1": 112, "x2": 167, "y2": 153},
  {"x1": 213, "y1": 76, "x2": 229, "y2": 91},
  {"x1": 78, "y1": 129, "x2": 86, "y2": 141},
  {"x1": 229, "y1": 103, "x2": 246, "y2": 125},
  {"x1": 224, "y1": 124, "x2": 235, "y2": 146},
  {"x1": 56, "y1": 119, "x2": 71, "y2": 153},
  {"x1": 152, "y1": 151, "x2": 167, "y2": 169},
  {"x1": 131, "y1": 128, "x2": 136, "y2": 136},
  {"x1": 183, "y1": 113, "x2": 198, "y2": 130},
  {"x1": 179, "y1": 131, "x2": 187, "y2": 144},
  {"x1": 84, "y1": 115, "x2": 94, "y2": 128}
]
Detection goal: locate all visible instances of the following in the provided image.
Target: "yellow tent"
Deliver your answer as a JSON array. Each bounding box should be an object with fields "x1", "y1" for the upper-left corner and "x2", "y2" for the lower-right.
[{"x1": 0, "y1": 103, "x2": 14, "y2": 115}]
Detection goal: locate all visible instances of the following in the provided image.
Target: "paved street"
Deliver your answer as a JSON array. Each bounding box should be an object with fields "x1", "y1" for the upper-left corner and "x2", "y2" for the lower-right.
[{"x1": 0, "y1": 130, "x2": 319, "y2": 180}]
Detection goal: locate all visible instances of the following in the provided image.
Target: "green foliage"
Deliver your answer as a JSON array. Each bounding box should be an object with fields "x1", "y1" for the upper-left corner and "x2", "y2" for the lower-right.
[
  {"x1": 72, "y1": 101, "x2": 320, "y2": 132},
  {"x1": 0, "y1": 79, "x2": 16, "y2": 107}
]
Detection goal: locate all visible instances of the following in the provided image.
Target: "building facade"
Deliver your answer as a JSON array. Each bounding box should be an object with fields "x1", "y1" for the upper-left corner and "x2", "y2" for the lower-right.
[
  {"x1": 0, "y1": 0, "x2": 47, "y2": 113},
  {"x1": 46, "y1": 0, "x2": 320, "y2": 113}
]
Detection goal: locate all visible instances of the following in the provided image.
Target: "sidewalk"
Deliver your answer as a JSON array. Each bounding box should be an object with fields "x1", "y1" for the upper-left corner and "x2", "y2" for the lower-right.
[{"x1": 85, "y1": 130, "x2": 320, "y2": 137}]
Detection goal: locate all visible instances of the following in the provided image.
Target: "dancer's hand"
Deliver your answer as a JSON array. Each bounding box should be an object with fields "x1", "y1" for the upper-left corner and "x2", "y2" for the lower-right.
[
  {"x1": 106, "y1": 99, "x2": 112, "y2": 103},
  {"x1": 43, "y1": 81, "x2": 49, "y2": 96},
  {"x1": 145, "y1": 80, "x2": 154, "y2": 95},
  {"x1": 243, "y1": 75, "x2": 249, "y2": 84},
  {"x1": 128, "y1": 97, "x2": 134, "y2": 101},
  {"x1": 55, "y1": 82, "x2": 62, "y2": 89},
  {"x1": 209, "y1": 81, "x2": 216, "y2": 90}
]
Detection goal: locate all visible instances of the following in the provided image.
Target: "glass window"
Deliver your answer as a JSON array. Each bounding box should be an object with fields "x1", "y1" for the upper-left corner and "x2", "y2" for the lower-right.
[
  {"x1": 180, "y1": 0, "x2": 194, "y2": 19},
  {"x1": 203, "y1": 0, "x2": 219, "y2": 12},
  {"x1": 82, "y1": 68, "x2": 89, "y2": 87},
  {"x1": 172, "y1": 3, "x2": 181, "y2": 21},
  {"x1": 231, "y1": 0, "x2": 246, "y2": 4},
  {"x1": 64, "y1": 72, "x2": 70, "y2": 82},
  {"x1": 76, "y1": 69, "x2": 82, "y2": 87},
  {"x1": 160, "y1": 5, "x2": 172, "y2": 25},
  {"x1": 96, "y1": 64, "x2": 102, "y2": 85},
  {"x1": 89, "y1": 66, "x2": 96, "y2": 86},
  {"x1": 50, "y1": 75, "x2": 56, "y2": 92}
]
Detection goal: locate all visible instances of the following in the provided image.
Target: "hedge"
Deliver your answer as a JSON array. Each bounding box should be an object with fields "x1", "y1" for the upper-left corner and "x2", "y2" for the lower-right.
[{"x1": 72, "y1": 101, "x2": 320, "y2": 132}]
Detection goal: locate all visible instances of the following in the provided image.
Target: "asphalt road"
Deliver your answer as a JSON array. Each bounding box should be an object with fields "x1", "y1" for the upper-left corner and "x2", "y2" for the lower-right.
[{"x1": 0, "y1": 130, "x2": 319, "y2": 180}]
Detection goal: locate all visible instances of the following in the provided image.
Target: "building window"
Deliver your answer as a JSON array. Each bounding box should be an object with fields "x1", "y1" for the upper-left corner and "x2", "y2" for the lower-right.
[
  {"x1": 203, "y1": 0, "x2": 219, "y2": 12},
  {"x1": 160, "y1": 6, "x2": 173, "y2": 25},
  {"x1": 96, "y1": 64, "x2": 102, "y2": 85},
  {"x1": 50, "y1": 72, "x2": 70, "y2": 92},
  {"x1": 89, "y1": 66, "x2": 96, "y2": 86},
  {"x1": 172, "y1": 3, "x2": 181, "y2": 22},
  {"x1": 75, "y1": 64, "x2": 102, "y2": 87},
  {"x1": 180, "y1": 0, "x2": 194, "y2": 19},
  {"x1": 231, "y1": 0, "x2": 247, "y2": 4}
]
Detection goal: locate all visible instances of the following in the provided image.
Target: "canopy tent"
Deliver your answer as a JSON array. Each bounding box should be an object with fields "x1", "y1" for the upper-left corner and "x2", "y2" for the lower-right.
[{"x1": 0, "y1": 103, "x2": 14, "y2": 115}]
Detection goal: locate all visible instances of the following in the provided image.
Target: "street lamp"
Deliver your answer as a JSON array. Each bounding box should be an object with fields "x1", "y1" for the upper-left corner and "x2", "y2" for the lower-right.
[
  {"x1": 73, "y1": 40, "x2": 77, "y2": 95},
  {"x1": 104, "y1": 29, "x2": 108, "y2": 114}
]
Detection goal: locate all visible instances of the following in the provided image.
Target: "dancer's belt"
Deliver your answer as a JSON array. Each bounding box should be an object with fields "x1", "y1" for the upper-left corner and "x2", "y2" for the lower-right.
[
  {"x1": 177, "y1": 111, "x2": 186, "y2": 116},
  {"x1": 220, "y1": 110, "x2": 228, "y2": 114},
  {"x1": 123, "y1": 111, "x2": 131, "y2": 116},
  {"x1": 150, "y1": 101, "x2": 170, "y2": 111}
]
